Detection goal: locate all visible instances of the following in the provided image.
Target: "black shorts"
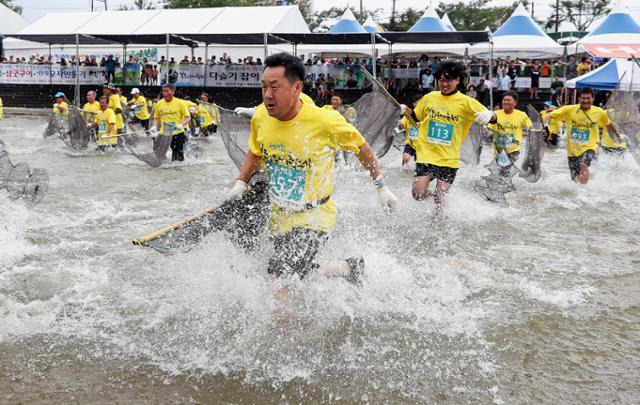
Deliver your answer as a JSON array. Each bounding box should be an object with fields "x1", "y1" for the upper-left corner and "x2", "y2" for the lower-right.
[
  {"x1": 132, "y1": 117, "x2": 150, "y2": 130},
  {"x1": 268, "y1": 228, "x2": 328, "y2": 279},
  {"x1": 415, "y1": 163, "x2": 458, "y2": 184},
  {"x1": 568, "y1": 149, "x2": 596, "y2": 181},
  {"x1": 403, "y1": 144, "x2": 416, "y2": 158}
]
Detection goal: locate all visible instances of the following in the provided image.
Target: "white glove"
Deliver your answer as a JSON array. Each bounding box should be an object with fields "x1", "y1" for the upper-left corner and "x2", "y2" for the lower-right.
[
  {"x1": 227, "y1": 179, "x2": 248, "y2": 200},
  {"x1": 234, "y1": 107, "x2": 256, "y2": 118},
  {"x1": 176, "y1": 123, "x2": 184, "y2": 131},
  {"x1": 474, "y1": 110, "x2": 494, "y2": 125},
  {"x1": 377, "y1": 185, "x2": 398, "y2": 212},
  {"x1": 399, "y1": 104, "x2": 409, "y2": 115},
  {"x1": 53, "y1": 103, "x2": 59, "y2": 109},
  {"x1": 189, "y1": 107, "x2": 198, "y2": 114}
]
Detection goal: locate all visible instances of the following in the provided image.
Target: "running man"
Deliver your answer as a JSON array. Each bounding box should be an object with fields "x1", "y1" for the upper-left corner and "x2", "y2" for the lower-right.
[
  {"x1": 94, "y1": 95, "x2": 117, "y2": 151},
  {"x1": 226, "y1": 52, "x2": 397, "y2": 284},
  {"x1": 401, "y1": 96, "x2": 422, "y2": 166},
  {"x1": 488, "y1": 90, "x2": 532, "y2": 170},
  {"x1": 196, "y1": 92, "x2": 219, "y2": 137},
  {"x1": 154, "y1": 83, "x2": 191, "y2": 162},
  {"x1": 541, "y1": 101, "x2": 560, "y2": 147},
  {"x1": 128, "y1": 88, "x2": 151, "y2": 130},
  {"x1": 545, "y1": 87, "x2": 622, "y2": 184},
  {"x1": 322, "y1": 93, "x2": 357, "y2": 124},
  {"x1": 52, "y1": 92, "x2": 69, "y2": 117},
  {"x1": 404, "y1": 61, "x2": 496, "y2": 209},
  {"x1": 103, "y1": 84, "x2": 125, "y2": 135}
]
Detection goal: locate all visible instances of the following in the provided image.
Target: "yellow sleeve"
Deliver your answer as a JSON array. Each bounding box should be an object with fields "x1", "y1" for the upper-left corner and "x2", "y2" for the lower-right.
[
  {"x1": 154, "y1": 102, "x2": 161, "y2": 119},
  {"x1": 550, "y1": 105, "x2": 569, "y2": 121},
  {"x1": 462, "y1": 96, "x2": 487, "y2": 122},
  {"x1": 327, "y1": 110, "x2": 366, "y2": 153},
  {"x1": 598, "y1": 109, "x2": 611, "y2": 127},
  {"x1": 523, "y1": 113, "x2": 533, "y2": 129},
  {"x1": 414, "y1": 94, "x2": 429, "y2": 122},
  {"x1": 107, "y1": 109, "x2": 116, "y2": 125},
  {"x1": 95, "y1": 112, "x2": 100, "y2": 124},
  {"x1": 180, "y1": 101, "x2": 190, "y2": 121},
  {"x1": 248, "y1": 116, "x2": 262, "y2": 156}
]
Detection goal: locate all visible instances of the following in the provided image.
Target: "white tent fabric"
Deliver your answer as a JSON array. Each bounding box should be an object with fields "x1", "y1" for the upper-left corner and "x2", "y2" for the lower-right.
[
  {"x1": 441, "y1": 13, "x2": 456, "y2": 32},
  {"x1": 328, "y1": 9, "x2": 367, "y2": 34},
  {"x1": 566, "y1": 59, "x2": 640, "y2": 92},
  {"x1": 470, "y1": 3, "x2": 563, "y2": 58},
  {"x1": 408, "y1": 8, "x2": 449, "y2": 33},
  {"x1": 576, "y1": 1, "x2": 640, "y2": 58},
  {"x1": 363, "y1": 15, "x2": 382, "y2": 33},
  {"x1": 0, "y1": 3, "x2": 28, "y2": 34}
]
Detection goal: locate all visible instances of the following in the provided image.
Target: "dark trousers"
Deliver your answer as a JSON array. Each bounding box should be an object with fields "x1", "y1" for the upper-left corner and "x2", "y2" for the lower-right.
[{"x1": 170, "y1": 133, "x2": 187, "y2": 161}]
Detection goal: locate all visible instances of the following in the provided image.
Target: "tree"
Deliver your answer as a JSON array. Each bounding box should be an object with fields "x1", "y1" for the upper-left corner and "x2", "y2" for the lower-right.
[
  {"x1": 0, "y1": 0, "x2": 22, "y2": 14},
  {"x1": 118, "y1": 0, "x2": 156, "y2": 10},
  {"x1": 546, "y1": 0, "x2": 610, "y2": 32},
  {"x1": 384, "y1": 7, "x2": 422, "y2": 32},
  {"x1": 436, "y1": 0, "x2": 526, "y2": 32}
]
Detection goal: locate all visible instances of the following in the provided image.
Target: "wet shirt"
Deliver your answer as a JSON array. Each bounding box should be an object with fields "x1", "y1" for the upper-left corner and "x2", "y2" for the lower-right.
[
  {"x1": 196, "y1": 104, "x2": 214, "y2": 127},
  {"x1": 488, "y1": 109, "x2": 532, "y2": 154},
  {"x1": 413, "y1": 90, "x2": 487, "y2": 168},
  {"x1": 107, "y1": 94, "x2": 124, "y2": 129},
  {"x1": 82, "y1": 101, "x2": 101, "y2": 123},
  {"x1": 95, "y1": 108, "x2": 117, "y2": 145},
  {"x1": 53, "y1": 100, "x2": 69, "y2": 116},
  {"x1": 541, "y1": 110, "x2": 561, "y2": 134},
  {"x1": 249, "y1": 101, "x2": 365, "y2": 235},
  {"x1": 131, "y1": 95, "x2": 150, "y2": 120},
  {"x1": 551, "y1": 104, "x2": 611, "y2": 157},
  {"x1": 322, "y1": 104, "x2": 357, "y2": 125},
  {"x1": 154, "y1": 97, "x2": 190, "y2": 135}
]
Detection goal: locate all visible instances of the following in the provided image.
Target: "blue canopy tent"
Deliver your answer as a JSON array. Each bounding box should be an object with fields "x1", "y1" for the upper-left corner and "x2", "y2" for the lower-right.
[
  {"x1": 329, "y1": 9, "x2": 367, "y2": 34},
  {"x1": 566, "y1": 59, "x2": 640, "y2": 91},
  {"x1": 577, "y1": 1, "x2": 640, "y2": 58},
  {"x1": 408, "y1": 8, "x2": 449, "y2": 33}
]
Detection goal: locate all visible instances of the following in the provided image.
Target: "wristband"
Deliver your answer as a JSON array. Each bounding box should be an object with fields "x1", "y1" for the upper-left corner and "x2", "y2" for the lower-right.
[{"x1": 373, "y1": 176, "x2": 385, "y2": 188}]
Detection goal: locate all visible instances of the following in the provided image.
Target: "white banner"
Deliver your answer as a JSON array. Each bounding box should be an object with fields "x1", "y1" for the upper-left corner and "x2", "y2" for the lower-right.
[
  {"x1": 160, "y1": 64, "x2": 262, "y2": 87},
  {"x1": 0, "y1": 64, "x2": 106, "y2": 85}
]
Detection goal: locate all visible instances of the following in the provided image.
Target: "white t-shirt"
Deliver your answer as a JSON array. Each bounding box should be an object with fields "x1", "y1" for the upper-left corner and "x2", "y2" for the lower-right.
[{"x1": 421, "y1": 73, "x2": 434, "y2": 89}]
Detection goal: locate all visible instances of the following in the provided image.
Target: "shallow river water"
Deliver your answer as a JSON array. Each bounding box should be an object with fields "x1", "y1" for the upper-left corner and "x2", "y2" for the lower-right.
[{"x1": 1, "y1": 115, "x2": 639, "y2": 404}]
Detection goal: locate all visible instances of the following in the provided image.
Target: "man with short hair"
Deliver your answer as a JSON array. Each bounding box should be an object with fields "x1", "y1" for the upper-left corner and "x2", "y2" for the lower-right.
[
  {"x1": 128, "y1": 88, "x2": 151, "y2": 130},
  {"x1": 488, "y1": 90, "x2": 532, "y2": 170},
  {"x1": 322, "y1": 93, "x2": 357, "y2": 124},
  {"x1": 404, "y1": 61, "x2": 496, "y2": 210},
  {"x1": 82, "y1": 90, "x2": 101, "y2": 124},
  {"x1": 103, "y1": 84, "x2": 125, "y2": 134},
  {"x1": 545, "y1": 87, "x2": 622, "y2": 184},
  {"x1": 226, "y1": 52, "x2": 397, "y2": 285},
  {"x1": 94, "y1": 95, "x2": 117, "y2": 151},
  {"x1": 154, "y1": 83, "x2": 191, "y2": 161},
  {"x1": 52, "y1": 92, "x2": 69, "y2": 117}
]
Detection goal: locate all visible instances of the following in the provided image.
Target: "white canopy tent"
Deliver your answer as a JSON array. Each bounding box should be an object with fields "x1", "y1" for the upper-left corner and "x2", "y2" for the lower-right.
[
  {"x1": 0, "y1": 3, "x2": 28, "y2": 35},
  {"x1": 3, "y1": 6, "x2": 309, "y2": 61},
  {"x1": 470, "y1": 3, "x2": 563, "y2": 58}
]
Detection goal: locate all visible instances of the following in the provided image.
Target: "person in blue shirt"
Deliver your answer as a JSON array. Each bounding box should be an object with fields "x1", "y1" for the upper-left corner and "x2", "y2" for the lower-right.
[{"x1": 105, "y1": 55, "x2": 116, "y2": 83}]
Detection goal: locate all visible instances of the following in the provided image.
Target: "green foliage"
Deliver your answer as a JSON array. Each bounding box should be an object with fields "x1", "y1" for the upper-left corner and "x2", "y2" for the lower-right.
[
  {"x1": 306, "y1": 6, "x2": 383, "y2": 32},
  {"x1": 384, "y1": 7, "x2": 422, "y2": 32},
  {"x1": 0, "y1": 0, "x2": 22, "y2": 15},
  {"x1": 118, "y1": 0, "x2": 156, "y2": 10},
  {"x1": 546, "y1": 0, "x2": 610, "y2": 31},
  {"x1": 436, "y1": 0, "x2": 523, "y2": 32}
]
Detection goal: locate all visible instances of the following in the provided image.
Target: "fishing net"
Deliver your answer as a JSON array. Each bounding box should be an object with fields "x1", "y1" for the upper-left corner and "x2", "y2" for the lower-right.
[
  {"x1": 135, "y1": 181, "x2": 270, "y2": 254},
  {"x1": 0, "y1": 139, "x2": 48, "y2": 206},
  {"x1": 123, "y1": 129, "x2": 172, "y2": 168},
  {"x1": 460, "y1": 124, "x2": 486, "y2": 166},
  {"x1": 480, "y1": 160, "x2": 518, "y2": 207},
  {"x1": 217, "y1": 105, "x2": 252, "y2": 170},
  {"x1": 604, "y1": 91, "x2": 640, "y2": 166},
  {"x1": 519, "y1": 105, "x2": 546, "y2": 183},
  {"x1": 61, "y1": 107, "x2": 91, "y2": 150},
  {"x1": 350, "y1": 86, "x2": 401, "y2": 159},
  {"x1": 43, "y1": 113, "x2": 66, "y2": 138}
]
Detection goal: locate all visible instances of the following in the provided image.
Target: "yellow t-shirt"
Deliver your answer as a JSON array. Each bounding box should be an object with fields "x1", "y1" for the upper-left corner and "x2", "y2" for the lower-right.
[
  {"x1": 82, "y1": 101, "x2": 100, "y2": 123},
  {"x1": 154, "y1": 97, "x2": 190, "y2": 135},
  {"x1": 0, "y1": 97, "x2": 3, "y2": 119},
  {"x1": 413, "y1": 90, "x2": 487, "y2": 168},
  {"x1": 196, "y1": 104, "x2": 214, "y2": 127},
  {"x1": 120, "y1": 95, "x2": 128, "y2": 106},
  {"x1": 550, "y1": 104, "x2": 611, "y2": 157},
  {"x1": 95, "y1": 108, "x2": 117, "y2": 145},
  {"x1": 131, "y1": 95, "x2": 150, "y2": 120},
  {"x1": 541, "y1": 110, "x2": 561, "y2": 134},
  {"x1": 53, "y1": 100, "x2": 69, "y2": 116},
  {"x1": 181, "y1": 99, "x2": 198, "y2": 110},
  {"x1": 577, "y1": 63, "x2": 590, "y2": 76},
  {"x1": 249, "y1": 102, "x2": 366, "y2": 235},
  {"x1": 488, "y1": 109, "x2": 532, "y2": 154},
  {"x1": 401, "y1": 116, "x2": 419, "y2": 149},
  {"x1": 322, "y1": 104, "x2": 357, "y2": 124},
  {"x1": 108, "y1": 94, "x2": 124, "y2": 129}
]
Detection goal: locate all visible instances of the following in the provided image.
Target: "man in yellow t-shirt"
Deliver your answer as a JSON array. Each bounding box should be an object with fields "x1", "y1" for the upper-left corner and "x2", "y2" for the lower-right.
[
  {"x1": 93, "y1": 95, "x2": 117, "y2": 150},
  {"x1": 234, "y1": 92, "x2": 315, "y2": 118},
  {"x1": 103, "y1": 84, "x2": 125, "y2": 134},
  {"x1": 128, "y1": 88, "x2": 151, "y2": 130},
  {"x1": 488, "y1": 90, "x2": 532, "y2": 167},
  {"x1": 321, "y1": 93, "x2": 357, "y2": 124},
  {"x1": 196, "y1": 92, "x2": 219, "y2": 137},
  {"x1": 400, "y1": 96, "x2": 423, "y2": 166},
  {"x1": 546, "y1": 87, "x2": 622, "y2": 184},
  {"x1": 82, "y1": 90, "x2": 101, "y2": 123},
  {"x1": 541, "y1": 101, "x2": 561, "y2": 147},
  {"x1": 52, "y1": 92, "x2": 69, "y2": 116},
  {"x1": 405, "y1": 61, "x2": 496, "y2": 209},
  {"x1": 225, "y1": 52, "x2": 397, "y2": 285},
  {"x1": 576, "y1": 57, "x2": 591, "y2": 76},
  {"x1": 153, "y1": 83, "x2": 191, "y2": 161}
]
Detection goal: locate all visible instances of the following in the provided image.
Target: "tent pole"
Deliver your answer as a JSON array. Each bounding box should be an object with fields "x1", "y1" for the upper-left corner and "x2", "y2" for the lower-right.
[
  {"x1": 204, "y1": 43, "x2": 209, "y2": 87},
  {"x1": 165, "y1": 33, "x2": 170, "y2": 85},
  {"x1": 122, "y1": 43, "x2": 127, "y2": 85},
  {"x1": 75, "y1": 34, "x2": 80, "y2": 107},
  {"x1": 49, "y1": 43, "x2": 52, "y2": 86},
  {"x1": 263, "y1": 32, "x2": 268, "y2": 61},
  {"x1": 371, "y1": 32, "x2": 377, "y2": 82},
  {"x1": 488, "y1": 32, "x2": 494, "y2": 110}
]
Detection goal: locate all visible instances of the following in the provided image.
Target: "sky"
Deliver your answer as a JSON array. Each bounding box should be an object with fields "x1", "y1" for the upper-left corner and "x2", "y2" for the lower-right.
[{"x1": 10, "y1": 0, "x2": 640, "y2": 25}]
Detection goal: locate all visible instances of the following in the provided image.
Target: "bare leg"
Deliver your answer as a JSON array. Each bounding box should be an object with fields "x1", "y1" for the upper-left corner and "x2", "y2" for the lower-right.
[
  {"x1": 433, "y1": 179, "x2": 452, "y2": 214},
  {"x1": 412, "y1": 175, "x2": 435, "y2": 200},
  {"x1": 318, "y1": 261, "x2": 350, "y2": 277},
  {"x1": 579, "y1": 162, "x2": 590, "y2": 185}
]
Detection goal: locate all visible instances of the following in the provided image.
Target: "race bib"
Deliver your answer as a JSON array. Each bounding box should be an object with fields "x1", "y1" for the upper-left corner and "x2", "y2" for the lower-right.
[
  {"x1": 266, "y1": 160, "x2": 306, "y2": 207},
  {"x1": 98, "y1": 121, "x2": 107, "y2": 134},
  {"x1": 497, "y1": 150, "x2": 511, "y2": 167},
  {"x1": 427, "y1": 120, "x2": 454, "y2": 145},
  {"x1": 133, "y1": 105, "x2": 141, "y2": 113},
  {"x1": 570, "y1": 128, "x2": 590, "y2": 144},
  {"x1": 409, "y1": 127, "x2": 419, "y2": 140},
  {"x1": 199, "y1": 116, "x2": 205, "y2": 124},
  {"x1": 496, "y1": 133, "x2": 515, "y2": 148},
  {"x1": 164, "y1": 121, "x2": 176, "y2": 134}
]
